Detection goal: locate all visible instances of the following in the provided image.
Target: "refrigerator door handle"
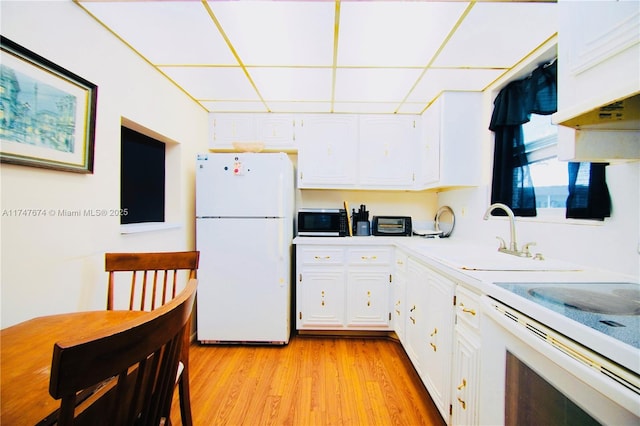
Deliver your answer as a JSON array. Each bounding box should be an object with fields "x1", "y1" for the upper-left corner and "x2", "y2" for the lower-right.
[
  {"x1": 278, "y1": 171, "x2": 284, "y2": 219},
  {"x1": 278, "y1": 220, "x2": 284, "y2": 260}
]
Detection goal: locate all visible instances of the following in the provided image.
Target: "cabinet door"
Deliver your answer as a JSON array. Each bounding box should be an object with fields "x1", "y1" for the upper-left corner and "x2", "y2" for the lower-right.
[
  {"x1": 358, "y1": 115, "x2": 417, "y2": 188},
  {"x1": 405, "y1": 259, "x2": 430, "y2": 375},
  {"x1": 393, "y1": 250, "x2": 408, "y2": 344},
  {"x1": 210, "y1": 114, "x2": 256, "y2": 148},
  {"x1": 297, "y1": 115, "x2": 358, "y2": 188},
  {"x1": 416, "y1": 92, "x2": 483, "y2": 190},
  {"x1": 421, "y1": 270, "x2": 455, "y2": 421},
  {"x1": 255, "y1": 114, "x2": 296, "y2": 150},
  {"x1": 557, "y1": 0, "x2": 640, "y2": 116},
  {"x1": 418, "y1": 105, "x2": 441, "y2": 186},
  {"x1": 297, "y1": 268, "x2": 345, "y2": 328},
  {"x1": 452, "y1": 325, "x2": 481, "y2": 426},
  {"x1": 346, "y1": 269, "x2": 391, "y2": 327}
]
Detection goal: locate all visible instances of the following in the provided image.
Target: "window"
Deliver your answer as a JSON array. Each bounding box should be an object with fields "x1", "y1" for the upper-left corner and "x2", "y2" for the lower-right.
[
  {"x1": 490, "y1": 56, "x2": 610, "y2": 221},
  {"x1": 120, "y1": 127, "x2": 165, "y2": 224},
  {"x1": 522, "y1": 114, "x2": 567, "y2": 209}
]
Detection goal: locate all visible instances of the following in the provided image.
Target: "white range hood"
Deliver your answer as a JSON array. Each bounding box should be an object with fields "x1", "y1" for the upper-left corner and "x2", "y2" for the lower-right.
[{"x1": 554, "y1": 94, "x2": 640, "y2": 162}]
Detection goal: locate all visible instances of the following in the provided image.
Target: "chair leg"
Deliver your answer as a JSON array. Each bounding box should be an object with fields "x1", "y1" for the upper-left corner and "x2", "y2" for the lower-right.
[{"x1": 178, "y1": 372, "x2": 193, "y2": 426}]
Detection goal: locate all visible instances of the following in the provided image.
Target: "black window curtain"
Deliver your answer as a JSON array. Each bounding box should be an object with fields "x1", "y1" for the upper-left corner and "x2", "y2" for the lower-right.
[
  {"x1": 488, "y1": 60, "x2": 558, "y2": 217},
  {"x1": 566, "y1": 162, "x2": 611, "y2": 220},
  {"x1": 489, "y1": 58, "x2": 611, "y2": 220}
]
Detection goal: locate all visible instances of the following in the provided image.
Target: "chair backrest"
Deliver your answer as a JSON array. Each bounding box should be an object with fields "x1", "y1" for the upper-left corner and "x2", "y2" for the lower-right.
[
  {"x1": 49, "y1": 278, "x2": 198, "y2": 425},
  {"x1": 105, "y1": 251, "x2": 199, "y2": 311}
]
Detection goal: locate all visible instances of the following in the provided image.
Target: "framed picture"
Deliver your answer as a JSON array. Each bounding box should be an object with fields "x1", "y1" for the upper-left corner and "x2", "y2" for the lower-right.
[{"x1": 0, "y1": 36, "x2": 97, "y2": 173}]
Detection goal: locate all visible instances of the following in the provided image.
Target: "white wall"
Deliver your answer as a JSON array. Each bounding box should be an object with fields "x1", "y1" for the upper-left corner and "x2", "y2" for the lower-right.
[
  {"x1": 438, "y1": 93, "x2": 640, "y2": 278},
  {"x1": 0, "y1": 1, "x2": 209, "y2": 326}
]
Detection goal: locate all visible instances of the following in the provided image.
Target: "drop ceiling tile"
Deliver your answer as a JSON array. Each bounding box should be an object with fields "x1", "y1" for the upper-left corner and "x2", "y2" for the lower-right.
[
  {"x1": 160, "y1": 67, "x2": 258, "y2": 101},
  {"x1": 434, "y1": 2, "x2": 557, "y2": 68},
  {"x1": 338, "y1": 2, "x2": 469, "y2": 67},
  {"x1": 200, "y1": 101, "x2": 269, "y2": 113},
  {"x1": 335, "y1": 68, "x2": 423, "y2": 103},
  {"x1": 80, "y1": 1, "x2": 236, "y2": 65},
  {"x1": 332, "y1": 102, "x2": 403, "y2": 114},
  {"x1": 267, "y1": 102, "x2": 333, "y2": 114},
  {"x1": 406, "y1": 68, "x2": 504, "y2": 104},
  {"x1": 207, "y1": 1, "x2": 335, "y2": 66},
  {"x1": 249, "y1": 67, "x2": 333, "y2": 102}
]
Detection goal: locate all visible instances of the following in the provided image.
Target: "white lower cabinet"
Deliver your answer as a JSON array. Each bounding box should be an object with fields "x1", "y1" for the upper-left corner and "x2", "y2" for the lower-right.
[
  {"x1": 406, "y1": 258, "x2": 455, "y2": 423},
  {"x1": 393, "y1": 249, "x2": 408, "y2": 344},
  {"x1": 451, "y1": 286, "x2": 482, "y2": 425},
  {"x1": 296, "y1": 244, "x2": 392, "y2": 330},
  {"x1": 295, "y1": 241, "x2": 484, "y2": 425},
  {"x1": 296, "y1": 246, "x2": 345, "y2": 328}
]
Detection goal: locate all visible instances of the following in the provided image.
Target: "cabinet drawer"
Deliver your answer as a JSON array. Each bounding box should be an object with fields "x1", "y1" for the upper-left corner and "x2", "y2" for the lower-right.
[
  {"x1": 299, "y1": 247, "x2": 345, "y2": 265},
  {"x1": 347, "y1": 247, "x2": 392, "y2": 265},
  {"x1": 456, "y1": 286, "x2": 481, "y2": 330}
]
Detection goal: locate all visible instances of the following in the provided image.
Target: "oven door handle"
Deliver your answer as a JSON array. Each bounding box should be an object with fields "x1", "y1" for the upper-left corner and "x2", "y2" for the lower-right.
[{"x1": 479, "y1": 295, "x2": 640, "y2": 418}]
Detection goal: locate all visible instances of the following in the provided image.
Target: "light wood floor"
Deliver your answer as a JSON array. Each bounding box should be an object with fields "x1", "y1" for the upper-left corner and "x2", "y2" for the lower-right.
[{"x1": 170, "y1": 335, "x2": 446, "y2": 426}]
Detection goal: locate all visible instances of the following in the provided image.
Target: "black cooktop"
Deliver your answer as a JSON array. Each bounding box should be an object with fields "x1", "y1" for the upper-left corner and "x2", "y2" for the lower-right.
[{"x1": 494, "y1": 282, "x2": 640, "y2": 350}]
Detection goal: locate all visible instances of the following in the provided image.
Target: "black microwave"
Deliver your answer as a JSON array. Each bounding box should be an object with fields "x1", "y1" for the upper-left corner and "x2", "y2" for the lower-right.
[{"x1": 297, "y1": 209, "x2": 349, "y2": 237}]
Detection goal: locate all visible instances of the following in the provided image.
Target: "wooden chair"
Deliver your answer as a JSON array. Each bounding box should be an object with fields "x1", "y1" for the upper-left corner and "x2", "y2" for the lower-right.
[
  {"x1": 105, "y1": 251, "x2": 200, "y2": 426},
  {"x1": 49, "y1": 278, "x2": 197, "y2": 425}
]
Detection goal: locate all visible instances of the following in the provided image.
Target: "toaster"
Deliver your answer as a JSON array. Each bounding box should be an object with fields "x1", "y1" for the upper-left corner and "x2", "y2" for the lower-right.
[{"x1": 371, "y1": 216, "x2": 412, "y2": 236}]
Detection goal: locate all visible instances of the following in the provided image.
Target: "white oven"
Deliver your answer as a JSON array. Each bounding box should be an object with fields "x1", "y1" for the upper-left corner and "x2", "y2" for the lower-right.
[{"x1": 479, "y1": 287, "x2": 640, "y2": 425}]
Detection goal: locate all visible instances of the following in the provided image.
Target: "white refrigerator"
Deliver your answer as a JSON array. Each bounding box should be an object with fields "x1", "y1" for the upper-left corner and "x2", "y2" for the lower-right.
[{"x1": 195, "y1": 152, "x2": 294, "y2": 344}]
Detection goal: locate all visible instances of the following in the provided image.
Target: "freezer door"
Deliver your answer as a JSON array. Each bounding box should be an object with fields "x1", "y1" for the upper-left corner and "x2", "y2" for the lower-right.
[
  {"x1": 196, "y1": 153, "x2": 293, "y2": 218},
  {"x1": 196, "y1": 217, "x2": 292, "y2": 343}
]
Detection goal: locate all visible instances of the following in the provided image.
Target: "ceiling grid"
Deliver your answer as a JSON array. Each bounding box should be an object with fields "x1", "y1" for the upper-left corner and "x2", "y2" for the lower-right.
[{"x1": 75, "y1": 0, "x2": 557, "y2": 115}]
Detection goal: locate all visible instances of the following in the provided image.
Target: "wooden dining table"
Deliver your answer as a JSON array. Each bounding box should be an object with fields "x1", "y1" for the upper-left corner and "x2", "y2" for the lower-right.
[{"x1": 1, "y1": 310, "x2": 147, "y2": 425}]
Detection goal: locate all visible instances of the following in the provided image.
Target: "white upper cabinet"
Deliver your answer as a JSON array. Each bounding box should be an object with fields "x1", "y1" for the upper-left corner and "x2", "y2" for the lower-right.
[
  {"x1": 255, "y1": 114, "x2": 297, "y2": 148},
  {"x1": 358, "y1": 115, "x2": 418, "y2": 189},
  {"x1": 554, "y1": 0, "x2": 640, "y2": 126},
  {"x1": 553, "y1": 0, "x2": 640, "y2": 161},
  {"x1": 417, "y1": 92, "x2": 484, "y2": 189},
  {"x1": 297, "y1": 115, "x2": 359, "y2": 188},
  {"x1": 297, "y1": 114, "x2": 419, "y2": 189},
  {"x1": 210, "y1": 114, "x2": 255, "y2": 147},
  {"x1": 209, "y1": 113, "x2": 296, "y2": 151}
]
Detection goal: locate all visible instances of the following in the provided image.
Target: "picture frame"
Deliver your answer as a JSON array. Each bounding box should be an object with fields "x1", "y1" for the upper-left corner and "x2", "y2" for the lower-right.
[{"x1": 0, "y1": 36, "x2": 97, "y2": 173}]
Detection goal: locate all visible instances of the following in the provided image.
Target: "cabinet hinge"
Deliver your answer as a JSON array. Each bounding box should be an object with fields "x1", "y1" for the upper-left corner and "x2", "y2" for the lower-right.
[
  {"x1": 299, "y1": 312, "x2": 302, "y2": 320},
  {"x1": 389, "y1": 274, "x2": 392, "y2": 283}
]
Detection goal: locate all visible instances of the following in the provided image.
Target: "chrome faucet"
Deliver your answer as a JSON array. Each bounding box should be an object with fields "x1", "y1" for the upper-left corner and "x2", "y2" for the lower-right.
[{"x1": 483, "y1": 203, "x2": 535, "y2": 257}]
